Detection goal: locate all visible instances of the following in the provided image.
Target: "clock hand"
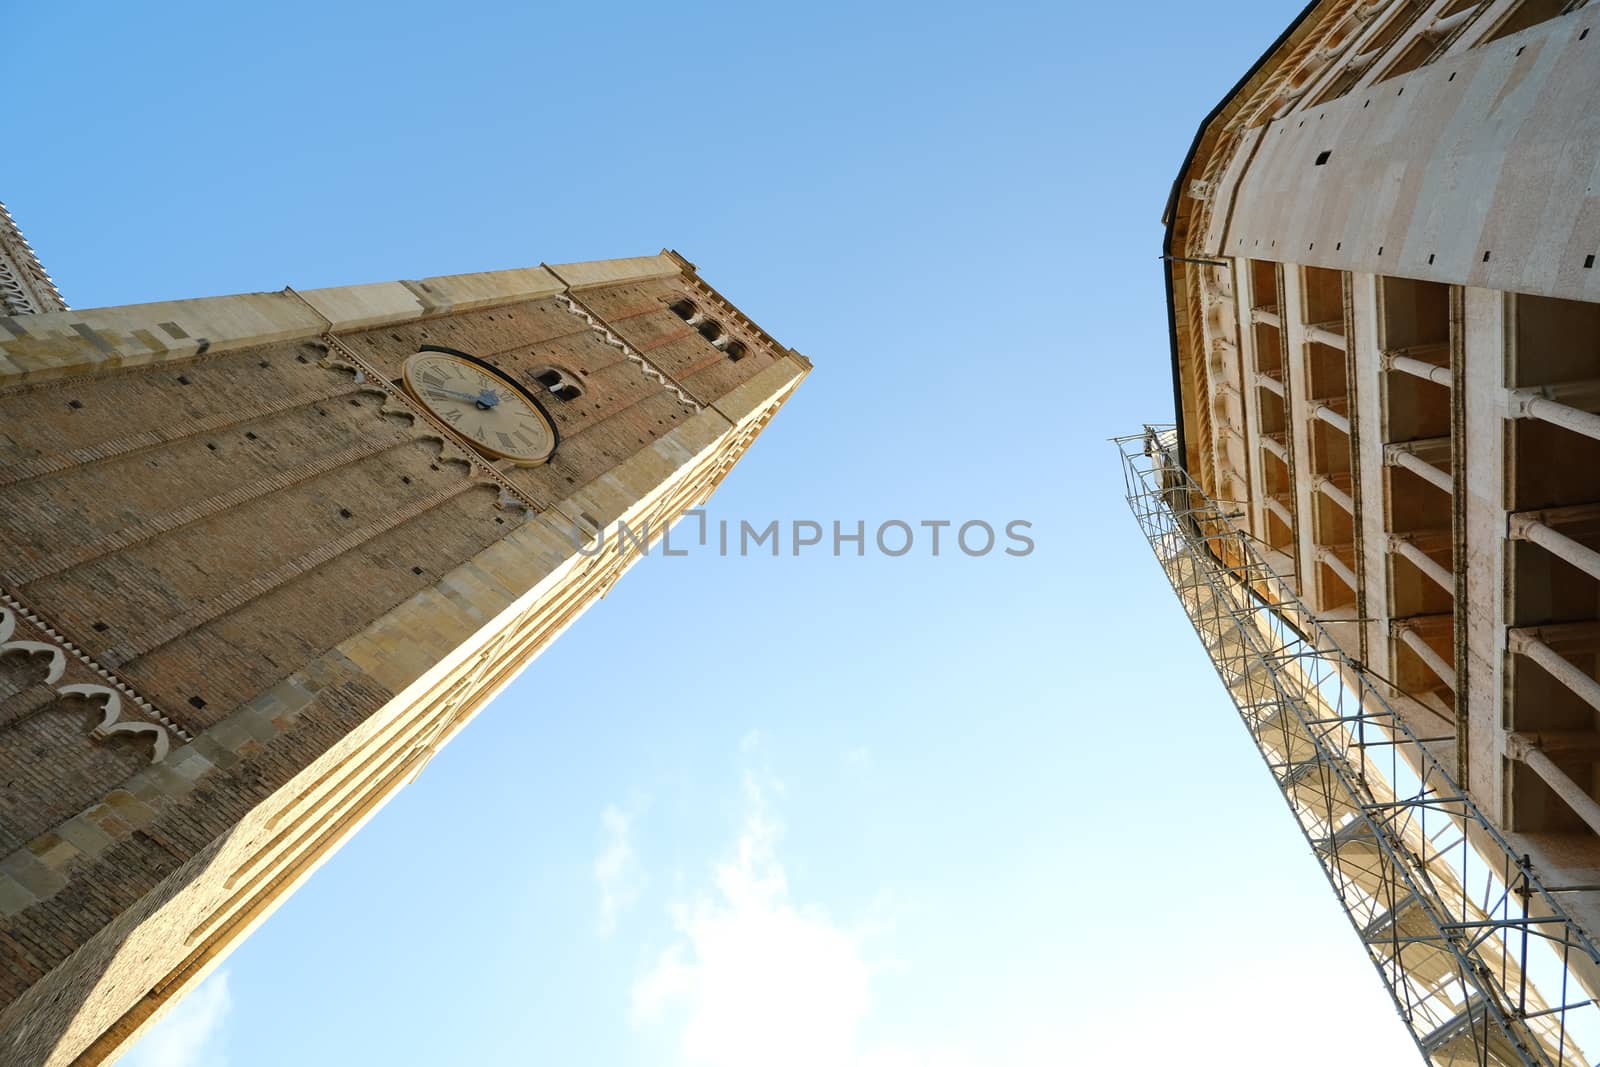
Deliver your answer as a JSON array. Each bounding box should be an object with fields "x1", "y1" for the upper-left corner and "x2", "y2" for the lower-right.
[{"x1": 431, "y1": 386, "x2": 501, "y2": 409}]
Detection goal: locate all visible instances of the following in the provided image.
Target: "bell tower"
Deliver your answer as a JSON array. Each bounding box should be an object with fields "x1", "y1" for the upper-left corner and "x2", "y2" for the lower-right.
[{"x1": 0, "y1": 240, "x2": 809, "y2": 1065}]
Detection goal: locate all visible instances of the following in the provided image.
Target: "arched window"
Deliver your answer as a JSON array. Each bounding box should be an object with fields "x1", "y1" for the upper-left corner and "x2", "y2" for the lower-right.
[
  {"x1": 697, "y1": 320, "x2": 723, "y2": 344},
  {"x1": 528, "y1": 366, "x2": 585, "y2": 402},
  {"x1": 669, "y1": 299, "x2": 698, "y2": 322},
  {"x1": 724, "y1": 341, "x2": 748, "y2": 362}
]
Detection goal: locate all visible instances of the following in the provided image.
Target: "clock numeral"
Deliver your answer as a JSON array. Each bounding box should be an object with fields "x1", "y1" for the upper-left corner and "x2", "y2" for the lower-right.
[{"x1": 442, "y1": 409, "x2": 463, "y2": 424}]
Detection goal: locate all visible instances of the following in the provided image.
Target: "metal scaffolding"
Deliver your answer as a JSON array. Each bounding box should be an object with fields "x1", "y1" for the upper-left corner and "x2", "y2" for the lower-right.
[{"x1": 1118, "y1": 426, "x2": 1600, "y2": 1067}]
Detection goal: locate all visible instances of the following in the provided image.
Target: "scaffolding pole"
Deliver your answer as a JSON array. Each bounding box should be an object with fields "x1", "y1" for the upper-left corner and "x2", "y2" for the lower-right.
[{"x1": 1117, "y1": 426, "x2": 1600, "y2": 1067}]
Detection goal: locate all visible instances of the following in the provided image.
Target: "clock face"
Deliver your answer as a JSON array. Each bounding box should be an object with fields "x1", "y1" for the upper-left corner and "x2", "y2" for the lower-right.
[{"x1": 402, "y1": 351, "x2": 557, "y2": 465}]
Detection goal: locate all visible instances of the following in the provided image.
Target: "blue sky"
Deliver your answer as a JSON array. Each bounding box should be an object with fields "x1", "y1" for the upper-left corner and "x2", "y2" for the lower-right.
[{"x1": 14, "y1": 2, "x2": 1420, "y2": 1063}]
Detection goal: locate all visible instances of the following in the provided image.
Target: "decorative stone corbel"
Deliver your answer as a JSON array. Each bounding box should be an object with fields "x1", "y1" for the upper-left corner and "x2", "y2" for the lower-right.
[
  {"x1": 0, "y1": 640, "x2": 65, "y2": 684},
  {"x1": 73, "y1": 683, "x2": 172, "y2": 762},
  {"x1": 0, "y1": 597, "x2": 183, "y2": 762}
]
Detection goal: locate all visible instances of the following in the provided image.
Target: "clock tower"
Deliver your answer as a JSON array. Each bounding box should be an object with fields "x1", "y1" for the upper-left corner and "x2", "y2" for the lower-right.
[{"x1": 0, "y1": 238, "x2": 810, "y2": 1065}]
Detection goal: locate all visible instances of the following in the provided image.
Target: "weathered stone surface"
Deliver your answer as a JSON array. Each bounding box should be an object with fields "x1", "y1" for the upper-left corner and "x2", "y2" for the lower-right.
[{"x1": 1163, "y1": 0, "x2": 1600, "y2": 1025}]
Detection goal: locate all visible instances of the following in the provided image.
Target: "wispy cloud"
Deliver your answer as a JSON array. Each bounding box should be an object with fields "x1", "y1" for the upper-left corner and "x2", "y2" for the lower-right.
[
  {"x1": 625, "y1": 764, "x2": 1092, "y2": 1067},
  {"x1": 596, "y1": 802, "x2": 647, "y2": 937},
  {"x1": 624, "y1": 750, "x2": 1401, "y2": 1067},
  {"x1": 121, "y1": 968, "x2": 232, "y2": 1067},
  {"x1": 631, "y1": 774, "x2": 874, "y2": 1067}
]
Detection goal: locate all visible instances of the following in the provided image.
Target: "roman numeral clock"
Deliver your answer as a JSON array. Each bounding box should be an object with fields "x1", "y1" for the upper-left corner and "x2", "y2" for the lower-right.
[{"x1": 402, "y1": 347, "x2": 558, "y2": 465}]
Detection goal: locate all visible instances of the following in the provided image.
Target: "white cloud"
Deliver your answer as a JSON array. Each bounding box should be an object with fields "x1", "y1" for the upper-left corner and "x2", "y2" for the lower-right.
[
  {"x1": 121, "y1": 967, "x2": 231, "y2": 1067},
  {"x1": 631, "y1": 774, "x2": 874, "y2": 1067},
  {"x1": 625, "y1": 756, "x2": 1416, "y2": 1067},
  {"x1": 627, "y1": 769, "x2": 1095, "y2": 1067},
  {"x1": 596, "y1": 802, "x2": 646, "y2": 937}
]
